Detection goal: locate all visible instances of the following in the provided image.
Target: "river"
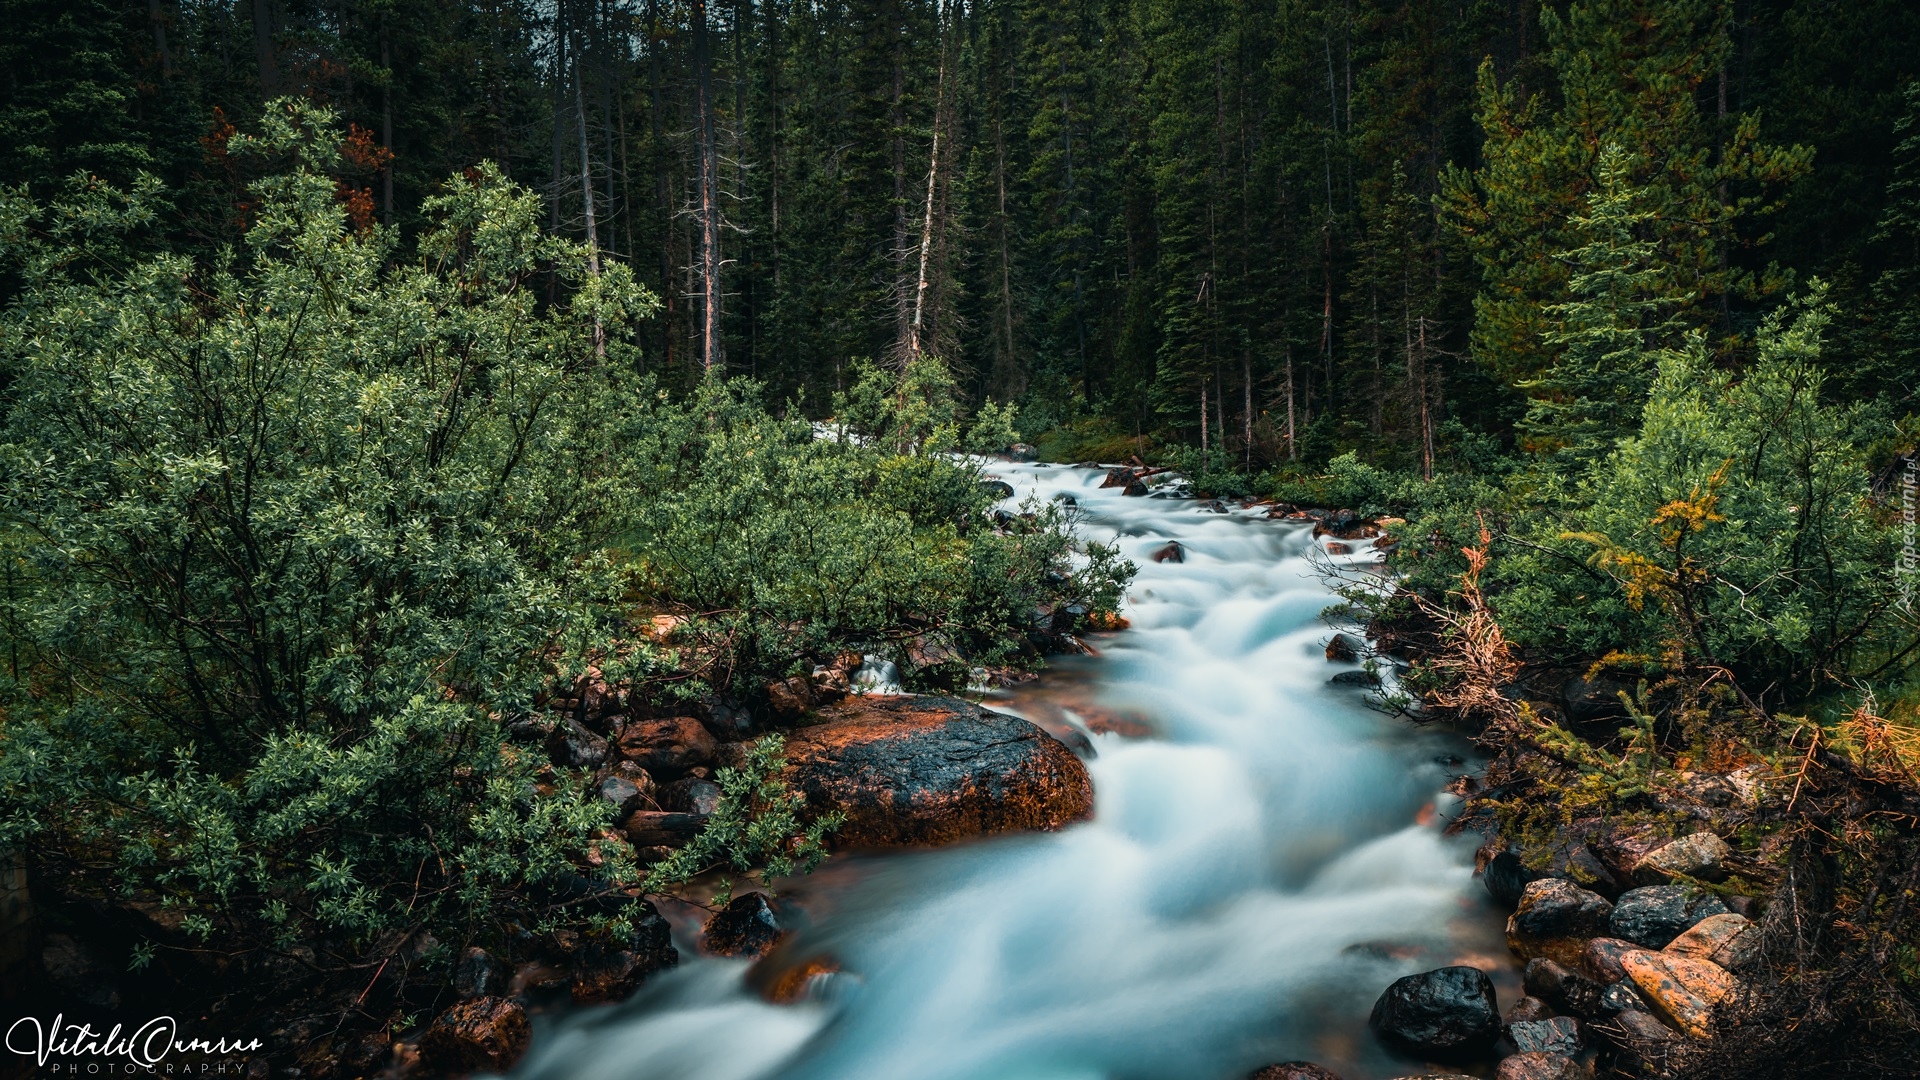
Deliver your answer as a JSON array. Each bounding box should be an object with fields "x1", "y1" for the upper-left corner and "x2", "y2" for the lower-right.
[{"x1": 515, "y1": 462, "x2": 1517, "y2": 1080}]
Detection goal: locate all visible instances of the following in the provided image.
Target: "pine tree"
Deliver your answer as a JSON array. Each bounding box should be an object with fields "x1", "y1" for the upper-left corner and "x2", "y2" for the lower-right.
[
  {"x1": 1442, "y1": 0, "x2": 1810, "y2": 395},
  {"x1": 1518, "y1": 143, "x2": 1686, "y2": 461}
]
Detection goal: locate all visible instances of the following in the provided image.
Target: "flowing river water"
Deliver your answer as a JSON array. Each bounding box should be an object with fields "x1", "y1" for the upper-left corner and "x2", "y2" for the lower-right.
[{"x1": 516, "y1": 462, "x2": 1518, "y2": 1080}]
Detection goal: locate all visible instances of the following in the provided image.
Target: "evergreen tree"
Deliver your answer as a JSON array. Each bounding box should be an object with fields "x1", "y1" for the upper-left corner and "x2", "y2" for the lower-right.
[
  {"x1": 1443, "y1": 0, "x2": 1810, "y2": 399},
  {"x1": 1518, "y1": 143, "x2": 1686, "y2": 461}
]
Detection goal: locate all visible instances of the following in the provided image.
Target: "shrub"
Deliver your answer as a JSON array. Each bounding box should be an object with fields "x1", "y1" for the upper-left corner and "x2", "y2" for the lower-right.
[
  {"x1": 0, "y1": 102, "x2": 654, "y2": 961},
  {"x1": 623, "y1": 379, "x2": 1133, "y2": 693}
]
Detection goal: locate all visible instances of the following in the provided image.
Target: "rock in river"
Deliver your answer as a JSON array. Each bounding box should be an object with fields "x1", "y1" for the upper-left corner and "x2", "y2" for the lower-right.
[
  {"x1": 418, "y1": 997, "x2": 530, "y2": 1073},
  {"x1": 1369, "y1": 965, "x2": 1502, "y2": 1059},
  {"x1": 782, "y1": 696, "x2": 1094, "y2": 848},
  {"x1": 703, "y1": 893, "x2": 787, "y2": 960}
]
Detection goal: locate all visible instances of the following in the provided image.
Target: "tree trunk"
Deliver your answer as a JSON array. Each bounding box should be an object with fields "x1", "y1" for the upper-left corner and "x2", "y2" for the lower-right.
[
  {"x1": 252, "y1": 0, "x2": 279, "y2": 95},
  {"x1": 907, "y1": 3, "x2": 951, "y2": 361},
  {"x1": 148, "y1": 0, "x2": 172, "y2": 80},
  {"x1": 693, "y1": 0, "x2": 722, "y2": 376},
  {"x1": 573, "y1": 28, "x2": 606, "y2": 357},
  {"x1": 380, "y1": 21, "x2": 393, "y2": 222}
]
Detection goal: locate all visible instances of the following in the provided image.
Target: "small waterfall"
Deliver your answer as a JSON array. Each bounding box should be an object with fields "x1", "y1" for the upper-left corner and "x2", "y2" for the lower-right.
[{"x1": 516, "y1": 464, "x2": 1515, "y2": 1080}]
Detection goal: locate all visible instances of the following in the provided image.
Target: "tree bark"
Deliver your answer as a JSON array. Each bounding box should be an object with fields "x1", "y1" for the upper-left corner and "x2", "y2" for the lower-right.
[
  {"x1": 148, "y1": 0, "x2": 172, "y2": 80},
  {"x1": 907, "y1": 2, "x2": 950, "y2": 361},
  {"x1": 252, "y1": 0, "x2": 279, "y2": 95},
  {"x1": 573, "y1": 27, "x2": 606, "y2": 358},
  {"x1": 693, "y1": 0, "x2": 722, "y2": 376}
]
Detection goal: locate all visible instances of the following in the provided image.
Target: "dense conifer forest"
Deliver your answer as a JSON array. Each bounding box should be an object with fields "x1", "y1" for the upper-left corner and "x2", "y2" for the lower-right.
[
  {"x1": 6, "y1": 0, "x2": 1915, "y2": 455},
  {"x1": 1, "y1": 2, "x2": 1918, "y2": 1079}
]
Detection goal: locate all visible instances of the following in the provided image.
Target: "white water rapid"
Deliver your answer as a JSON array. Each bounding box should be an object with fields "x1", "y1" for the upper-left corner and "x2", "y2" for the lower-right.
[{"x1": 516, "y1": 463, "x2": 1517, "y2": 1080}]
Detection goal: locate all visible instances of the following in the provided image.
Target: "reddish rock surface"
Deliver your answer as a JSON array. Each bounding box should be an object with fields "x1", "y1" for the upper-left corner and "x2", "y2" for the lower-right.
[
  {"x1": 615, "y1": 716, "x2": 716, "y2": 772},
  {"x1": 417, "y1": 997, "x2": 530, "y2": 1073},
  {"x1": 1620, "y1": 950, "x2": 1738, "y2": 1038},
  {"x1": 782, "y1": 696, "x2": 1094, "y2": 848},
  {"x1": 1663, "y1": 912, "x2": 1757, "y2": 971}
]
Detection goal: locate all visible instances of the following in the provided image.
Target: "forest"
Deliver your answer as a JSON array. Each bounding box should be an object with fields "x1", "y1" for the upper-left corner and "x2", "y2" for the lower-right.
[
  {"x1": 0, "y1": 1, "x2": 1917, "y2": 1079},
  {"x1": 5, "y1": 0, "x2": 1917, "y2": 460}
]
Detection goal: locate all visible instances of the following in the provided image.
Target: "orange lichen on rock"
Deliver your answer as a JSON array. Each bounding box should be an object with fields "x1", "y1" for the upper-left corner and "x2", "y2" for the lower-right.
[{"x1": 782, "y1": 695, "x2": 1095, "y2": 848}]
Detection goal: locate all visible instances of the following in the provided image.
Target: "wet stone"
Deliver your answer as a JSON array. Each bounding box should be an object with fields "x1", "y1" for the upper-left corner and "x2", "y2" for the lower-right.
[
  {"x1": 1523, "y1": 957, "x2": 1604, "y2": 1019},
  {"x1": 1582, "y1": 937, "x2": 1644, "y2": 984},
  {"x1": 1369, "y1": 965, "x2": 1502, "y2": 1059},
  {"x1": 1508, "y1": 1016, "x2": 1581, "y2": 1056},
  {"x1": 1610, "y1": 885, "x2": 1731, "y2": 949},
  {"x1": 1495, "y1": 1052, "x2": 1584, "y2": 1080},
  {"x1": 1483, "y1": 850, "x2": 1540, "y2": 910},
  {"x1": 703, "y1": 893, "x2": 787, "y2": 960},
  {"x1": 1508, "y1": 878, "x2": 1613, "y2": 966},
  {"x1": 452, "y1": 946, "x2": 505, "y2": 999},
  {"x1": 417, "y1": 997, "x2": 530, "y2": 1073}
]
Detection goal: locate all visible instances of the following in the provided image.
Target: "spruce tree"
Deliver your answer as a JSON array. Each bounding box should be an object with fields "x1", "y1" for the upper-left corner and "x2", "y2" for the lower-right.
[{"x1": 1442, "y1": 0, "x2": 1810, "y2": 399}]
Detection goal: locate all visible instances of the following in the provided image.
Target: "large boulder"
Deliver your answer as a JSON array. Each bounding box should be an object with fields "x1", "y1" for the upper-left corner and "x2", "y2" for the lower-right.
[
  {"x1": 1369, "y1": 966, "x2": 1502, "y2": 1060},
  {"x1": 781, "y1": 696, "x2": 1094, "y2": 847},
  {"x1": 1507, "y1": 878, "x2": 1613, "y2": 966},
  {"x1": 1610, "y1": 886, "x2": 1730, "y2": 949}
]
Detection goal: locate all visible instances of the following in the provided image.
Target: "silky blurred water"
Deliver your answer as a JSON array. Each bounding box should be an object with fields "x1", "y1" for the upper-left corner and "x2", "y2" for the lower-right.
[{"x1": 515, "y1": 464, "x2": 1514, "y2": 1080}]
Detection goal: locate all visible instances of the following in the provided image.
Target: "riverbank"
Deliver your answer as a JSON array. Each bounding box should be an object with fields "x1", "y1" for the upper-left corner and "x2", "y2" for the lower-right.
[{"x1": 1358, "y1": 522, "x2": 1920, "y2": 1080}]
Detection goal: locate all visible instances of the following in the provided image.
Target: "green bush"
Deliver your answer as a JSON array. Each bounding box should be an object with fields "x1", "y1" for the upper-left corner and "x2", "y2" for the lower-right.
[
  {"x1": 625, "y1": 378, "x2": 1134, "y2": 693},
  {"x1": 0, "y1": 102, "x2": 653, "y2": 957},
  {"x1": 0, "y1": 103, "x2": 1137, "y2": 977},
  {"x1": 1383, "y1": 288, "x2": 1910, "y2": 701}
]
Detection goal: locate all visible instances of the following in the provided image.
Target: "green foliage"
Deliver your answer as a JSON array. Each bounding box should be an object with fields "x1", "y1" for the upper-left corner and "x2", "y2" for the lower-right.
[
  {"x1": 833, "y1": 354, "x2": 1022, "y2": 456},
  {"x1": 1384, "y1": 287, "x2": 1910, "y2": 700},
  {"x1": 0, "y1": 101, "x2": 654, "y2": 956},
  {"x1": 1443, "y1": 0, "x2": 1810, "y2": 396},
  {"x1": 645, "y1": 734, "x2": 843, "y2": 888},
  {"x1": 1517, "y1": 144, "x2": 1687, "y2": 463},
  {"x1": 0, "y1": 102, "x2": 1125, "y2": 975},
  {"x1": 628, "y1": 379, "x2": 1133, "y2": 692}
]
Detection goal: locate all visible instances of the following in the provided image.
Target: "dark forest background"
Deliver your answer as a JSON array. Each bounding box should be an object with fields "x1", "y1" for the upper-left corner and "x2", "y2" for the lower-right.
[{"x1": 4, "y1": 0, "x2": 1918, "y2": 466}]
